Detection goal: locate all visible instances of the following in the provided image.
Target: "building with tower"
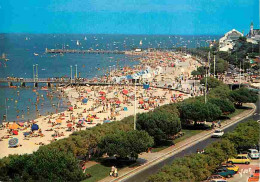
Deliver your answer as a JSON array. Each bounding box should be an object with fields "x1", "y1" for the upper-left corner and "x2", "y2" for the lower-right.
[{"x1": 246, "y1": 22, "x2": 260, "y2": 43}]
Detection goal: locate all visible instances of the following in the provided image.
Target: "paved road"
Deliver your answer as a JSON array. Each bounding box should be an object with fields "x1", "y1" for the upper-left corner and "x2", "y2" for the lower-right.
[{"x1": 124, "y1": 98, "x2": 260, "y2": 182}]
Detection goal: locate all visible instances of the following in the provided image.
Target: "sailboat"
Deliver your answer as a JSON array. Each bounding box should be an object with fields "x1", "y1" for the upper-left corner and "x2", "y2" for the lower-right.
[
  {"x1": 25, "y1": 37, "x2": 28, "y2": 41},
  {"x1": 1, "y1": 53, "x2": 9, "y2": 61},
  {"x1": 76, "y1": 40, "x2": 80, "y2": 46},
  {"x1": 139, "y1": 40, "x2": 143, "y2": 46},
  {"x1": 84, "y1": 36, "x2": 87, "y2": 41}
]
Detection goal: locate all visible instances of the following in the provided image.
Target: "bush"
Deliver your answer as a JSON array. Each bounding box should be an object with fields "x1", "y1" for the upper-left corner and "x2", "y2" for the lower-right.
[
  {"x1": 208, "y1": 98, "x2": 235, "y2": 114},
  {"x1": 98, "y1": 130, "x2": 154, "y2": 159},
  {"x1": 178, "y1": 101, "x2": 221, "y2": 124},
  {"x1": 0, "y1": 148, "x2": 86, "y2": 182},
  {"x1": 208, "y1": 85, "x2": 231, "y2": 100},
  {"x1": 229, "y1": 88, "x2": 258, "y2": 106},
  {"x1": 224, "y1": 120, "x2": 260, "y2": 152},
  {"x1": 137, "y1": 109, "x2": 181, "y2": 145},
  {"x1": 200, "y1": 77, "x2": 224, "y2": 88}
]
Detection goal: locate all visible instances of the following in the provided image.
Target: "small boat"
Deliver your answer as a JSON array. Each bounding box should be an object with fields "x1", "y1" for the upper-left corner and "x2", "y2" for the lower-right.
[
  {"x1": 9, "y1": 86, "x2": 17, "y2": 88},
  {"x1": 34, "y1": 53, "x2": 39, "y2": 56}
]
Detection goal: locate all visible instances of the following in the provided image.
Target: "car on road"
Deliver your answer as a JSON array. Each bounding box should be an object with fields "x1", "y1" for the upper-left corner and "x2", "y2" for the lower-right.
[
  {"x1": 211, "y1": 129, "x2": 224, "y2": 138},
  {"x1": 220, "y1": 163, "x2": 239, "y2": 173},
  {"x1": 204, "y1": 175, "x2": 226, "y2": 182},
  {"x1": 248, "y1": 149, "x2": 259, "y2": 159},
  {"x1": 253, "y1": 168, "x2": 259, "y2": 177},
  {"x1": 214, "y1": 167, "x2": 236, "y2": 178},
  {"x1": 248, "y1": 176, "x2": 259, "y2": 182},
  {"x1": 228, "y1": 154, "x2": 251, "y2": 164},
  {"x1": 210, "y1": 179, "x2": 227, "y2": 182}
]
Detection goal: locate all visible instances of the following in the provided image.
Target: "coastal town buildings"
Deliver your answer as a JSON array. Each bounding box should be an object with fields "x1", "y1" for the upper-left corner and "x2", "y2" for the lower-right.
[{"x1": 219, "y1": 29, "x2": 243, "y2": 52}]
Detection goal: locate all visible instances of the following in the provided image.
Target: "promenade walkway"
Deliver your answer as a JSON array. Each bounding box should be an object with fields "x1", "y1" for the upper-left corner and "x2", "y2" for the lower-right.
[{"x1": 99, "y1": 103, "x2": 256, "y2": 182}]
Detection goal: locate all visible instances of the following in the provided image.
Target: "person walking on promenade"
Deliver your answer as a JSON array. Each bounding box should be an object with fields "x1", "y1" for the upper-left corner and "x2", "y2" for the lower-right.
[{"x1": 110, "y1": 166, "x2": 115, "y2": 177}]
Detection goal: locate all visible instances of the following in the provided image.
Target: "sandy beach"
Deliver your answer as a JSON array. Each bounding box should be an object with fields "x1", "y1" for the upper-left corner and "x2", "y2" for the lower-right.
[{"x1": 0, "y1": 51, "x2": 202, "y2": 158}]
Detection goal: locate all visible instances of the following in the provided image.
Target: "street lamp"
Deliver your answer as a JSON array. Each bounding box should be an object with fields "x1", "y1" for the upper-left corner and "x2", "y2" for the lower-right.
[
  {"x1": 35, "y1": 64, "x2": 38, "y2": 82},
  {"x1": 134, "y1": 78, "x2": 137, "y2": 130},
  {"x1": 75, "y1": 64, "x2": 78, "y2": 80},
  {"x1": 70, "y1": 65, "x2": 73, "y2": 84},
  {"x1": 33, "y1": 65, "x2": 35, "y2": 82}
]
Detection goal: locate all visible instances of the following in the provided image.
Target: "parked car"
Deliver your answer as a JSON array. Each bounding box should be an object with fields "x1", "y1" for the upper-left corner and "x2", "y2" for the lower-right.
[
  {"x1": 206, "y1": 175, "x2": 226, "y2": 181},
  {"x1": 212, "y1": 129, "x2": 224, "y2": 138},
  {"x1": 210, "y1": 179, "x2": 227, "y2": 182},
  {"x1": 253, "y1": 168, "x2": 259, "y2": 177},
  {"x1": 248, "y1": 176, "x2": 259, "y2": 182},
  {"x1": 248, "y1": 149, "x2": 259, "y2": 159},
  {"x1": 214, "y1": 167, "x2": 236, "y2": 178},
  {"x1": 228, "y1": 154, "x2": 251, "y2": 164},
  {"x1": 220, "y1": 163, "x2": 239, "y2": 173},
  {"x1": 203, "y1": 175, "x2": 226, "y2": 182}
]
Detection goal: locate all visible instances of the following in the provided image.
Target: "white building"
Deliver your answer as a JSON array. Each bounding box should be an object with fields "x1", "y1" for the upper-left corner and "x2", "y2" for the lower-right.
[{"x1": 219, "y1": 29, "x2": 243, "y2": 52}]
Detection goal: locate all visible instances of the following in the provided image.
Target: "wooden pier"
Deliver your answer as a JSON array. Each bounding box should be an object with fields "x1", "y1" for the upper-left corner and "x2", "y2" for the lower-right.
[{"x1": 45, "y1": 48, "x2": 126, "y2": 54}]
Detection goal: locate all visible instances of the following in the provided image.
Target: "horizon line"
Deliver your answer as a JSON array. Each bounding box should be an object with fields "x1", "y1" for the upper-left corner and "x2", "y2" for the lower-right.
[{"x1": 0, "y1": 32, "x2": 223, "y2": 36}]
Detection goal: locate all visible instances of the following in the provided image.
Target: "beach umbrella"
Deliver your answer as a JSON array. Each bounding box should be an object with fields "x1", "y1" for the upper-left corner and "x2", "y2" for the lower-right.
[
  {"x1": 56, "y1": 119, "x2": 62, "y2": 123},
  {"x1": 23, "y1": 132, "x2": 30, "y2": 136},
  {"x1": 82, "y1": 98, "x2": 88, "y2": 104},
  {"x1": 78, "y1": 120, "x2": 84, "y2": 125},
  {"x1": 99, "y1": 91, "x2": 106, "y2": 95},
  {"x1": 68, "y1": 106, "x2": 73, "y2": 111},
  {"x1": 12, "y1": 130, "x2": 18, "y2": 135},
  {"x1": 122, "y1": 89, "x2": 128, "y2": 95},
  {"x1": 9, "y1": 123, "x2": 19, "y2": 130},
  {"x1": 67, "y1": 123, "x2": 72, "y2": 128},
  {"x1": 139, "y1": 100, "x2": 144, "y2": 104},
  {"x1": 18, "y1": 122, "x2": 24, "y2": 127},
  {"x1": 100, "y1": 96, "x2": 106, "y2": 100},
  {"x1": 8, "y1": 138, "x2": 19, "y2": 147},
  {"x1": 116, "y1": 100, "x2": 121, "y2": 104},
  {"x1": 31, "y1": 124, "x2": 39, "y2": 131},
  {"x1": 103, "y1": 120, "x2": 111, "y2": 123},
  {"x1": 86, "y1": 89, "x2": 91, "y2": 92}
]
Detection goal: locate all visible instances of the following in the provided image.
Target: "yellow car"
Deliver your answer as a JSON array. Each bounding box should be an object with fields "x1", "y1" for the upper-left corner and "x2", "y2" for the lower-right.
[
  {"x1": 221, "y1": 163, "x2": 239, "y2": 172},
  {"x1": 228, "y1": 154, "x2": 251, "y2": 164}
]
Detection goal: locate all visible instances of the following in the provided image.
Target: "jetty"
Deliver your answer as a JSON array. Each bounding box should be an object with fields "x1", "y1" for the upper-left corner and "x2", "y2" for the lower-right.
[{"x1": 45, "y1": 48, "x2": 126, "y2": 54}]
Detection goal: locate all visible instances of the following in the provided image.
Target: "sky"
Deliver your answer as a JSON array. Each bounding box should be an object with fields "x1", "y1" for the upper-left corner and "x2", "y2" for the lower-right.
[{"x1": 0, "y1": 0, "x2": 259, "y2": 35}]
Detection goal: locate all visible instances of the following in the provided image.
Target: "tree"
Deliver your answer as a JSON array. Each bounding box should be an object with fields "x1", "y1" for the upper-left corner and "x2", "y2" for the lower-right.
[
  {"x1": 208, "y1": 85, "x2": 231, "y2": 100},
  {"x1": 229, "y1": 87, "x2": 258, "y2": 106},
  {"x1": 137, "y1": 110, "x2": 181, "y2": 145},
  {"x1": 98, "y1": 130, "x2": 154, "y2": 159},
  {"x1": 224, "y1": 120, "x2": 260, "y2": 152},
  {"x1": 0, "y1": 148, "x2": 86, "y2": 182},
  {"x1": 208, "y1": 98, "x2": 235, "y2": 114},
  {"x1": 200, "y1": 77, "x2": 224, "y2": 88},
  {"x1": 210, "y1": 58, "x2": 229, "y2": 74},
  {"x1": 178, "y1": 101, "x2": 221, "y2": 124}
]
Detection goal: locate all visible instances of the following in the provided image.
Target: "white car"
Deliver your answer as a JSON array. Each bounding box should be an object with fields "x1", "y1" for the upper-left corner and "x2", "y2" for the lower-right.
[
  {"x1": 248, "y1": 149, "x2": 259, "y2": 159},
  {"x1": 212, "y1": 129, "x2": 224, "y2": 138}
]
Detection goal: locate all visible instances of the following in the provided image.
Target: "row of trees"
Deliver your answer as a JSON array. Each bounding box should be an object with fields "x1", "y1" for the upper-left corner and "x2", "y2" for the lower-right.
[{"x1": 148, "y1": 120, "x2": 260, "y2": 182}]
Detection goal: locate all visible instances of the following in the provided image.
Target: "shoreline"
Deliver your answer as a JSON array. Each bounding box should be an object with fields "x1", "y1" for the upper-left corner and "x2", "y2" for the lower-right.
[{"x1": 0, "y1": 51, "x2": 202, "y2": 158}]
